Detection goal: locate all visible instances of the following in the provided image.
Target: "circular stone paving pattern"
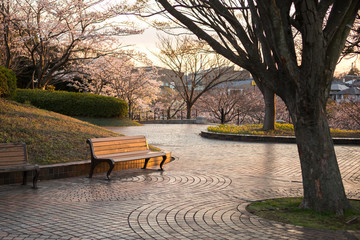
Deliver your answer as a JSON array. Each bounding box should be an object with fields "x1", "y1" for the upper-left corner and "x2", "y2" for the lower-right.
[
  {"x1": 127, "y1": 200, "x2": 357, "y2": 240},
  {"x1": 37, "y1": 171, "x2": 233, "y2": 202}
]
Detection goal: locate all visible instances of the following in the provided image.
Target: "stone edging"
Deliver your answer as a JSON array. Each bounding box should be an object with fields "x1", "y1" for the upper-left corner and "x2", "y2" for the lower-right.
[
  {"x1": 0, "y1": 153, "x2": 174, "y2": 186},
  {"x1": 200, "y1": 131, "x2": 360, "y2": 145}
]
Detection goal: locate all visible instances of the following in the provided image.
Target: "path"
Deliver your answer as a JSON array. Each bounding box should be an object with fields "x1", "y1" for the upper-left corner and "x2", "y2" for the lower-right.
[{"x1": 0, "y1": 124, "x2": 359, "y2": 239}]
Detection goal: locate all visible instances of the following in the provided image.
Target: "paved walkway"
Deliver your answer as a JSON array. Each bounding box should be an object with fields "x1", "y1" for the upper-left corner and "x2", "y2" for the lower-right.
[{"x1": 0, "y1": 125, "x2": 359, "y2": 239}]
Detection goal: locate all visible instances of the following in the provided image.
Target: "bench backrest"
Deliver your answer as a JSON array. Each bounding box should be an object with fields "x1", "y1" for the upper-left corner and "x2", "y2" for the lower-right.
[
  {"x1": 0, "y1": 143, "x2": 28, "y2": 167},
  {"x1": 87, "y1": 135, "x2": 149, "y2": 157}
]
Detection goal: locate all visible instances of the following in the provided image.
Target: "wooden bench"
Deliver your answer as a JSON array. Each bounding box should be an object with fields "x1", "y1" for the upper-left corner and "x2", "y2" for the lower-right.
[
  {"x1": 87, "y1": 135, "x2": 168, "y2": 179},
  {"x1": 0, "y1": 143, "x2": 40, "y2": 188}
]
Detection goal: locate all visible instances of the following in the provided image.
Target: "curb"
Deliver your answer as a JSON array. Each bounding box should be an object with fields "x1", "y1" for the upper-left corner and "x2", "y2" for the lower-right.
[{"x1": 200, "y1": 131, "x2": 360, "y2": 145}]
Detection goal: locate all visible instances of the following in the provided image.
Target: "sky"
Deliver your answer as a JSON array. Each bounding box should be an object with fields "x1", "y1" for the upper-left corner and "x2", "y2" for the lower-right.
[
  {"x1": 119, "y1": 23, "x2": 359, "y2": 76},
  {"x1": 121, "y1": 27, "x2": 164, "y2": 66}
]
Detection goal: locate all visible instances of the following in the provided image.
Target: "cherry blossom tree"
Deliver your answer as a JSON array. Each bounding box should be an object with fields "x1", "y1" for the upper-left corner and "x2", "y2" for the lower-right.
[
  {"x1": 79, "y1": 55, "x2": 161, "y2": 119},
  {"x1": 0, "y1": 0, "x2": 25, "y2": 70},
  {"x1": 328, "y1": 99, "x2": 360, "y2": 130},
  {"x1": 157, "y1": 36, "x2": 248, "y2": 119},
  {"x1": 0, "y1": 0, "x2": 143, "y2": 89},
  {"x1": 199, "y1": 86, "x2": 242, "y2": 124},
  {"x1": 153, "y1": 87, "x2": 185, "y2": 119}
]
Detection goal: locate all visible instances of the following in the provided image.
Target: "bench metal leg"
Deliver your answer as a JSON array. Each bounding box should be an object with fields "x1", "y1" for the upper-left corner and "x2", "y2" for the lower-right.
[
  {"x1": 22, "y1": 171, "x2": 27, "y2": 185},
  {"x1": 106, "y1": 160, "x2": 114, "y2": 180},
  {"x1": 89, "y1": 159, "x2": 114, "y2": 180},
  {"x1": 32, "y1": 167, "x2": 40, "y2": 189},
  {"x1": 159, "y1": 155, "x2": 167, "y2": 171},
  {"x1": 142, "y1": 158, "x2": 150, "y2": 169},
  {"x1": 89, "y1": 160, "x2": 97, "y2": 178}
]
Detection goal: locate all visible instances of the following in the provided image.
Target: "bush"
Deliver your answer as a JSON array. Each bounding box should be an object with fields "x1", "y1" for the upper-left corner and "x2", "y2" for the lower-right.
[
  {"x1": 0, "y1": 66, "x2": 17, "y2": 98},
  {"x1": 13, "y1": 89, "x2": 128, "y2": 118},
  {"x1": 0, "y1": 72, "x2": 8, "y2": 97}
]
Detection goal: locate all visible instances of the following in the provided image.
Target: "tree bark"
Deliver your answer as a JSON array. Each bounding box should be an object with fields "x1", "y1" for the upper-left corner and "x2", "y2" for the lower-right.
[
  {"x1": 262, "y1": 87, "x2": 275, "y2": 130},
  {"x1": 291, "y1": 97, "x2": 350, "y2": 215},
  {"x1": 220, "y1": 108, "x2": 225, "y2": 124},
  {"x1": 254, "y1": 75, "x2": 276, "y2": 130},
  {"x1": 128, "y1": 101, "x2": 133, "y2": 120},
  {"x1": 186, "y1": 103, "x2": 192, "y2": 119}
]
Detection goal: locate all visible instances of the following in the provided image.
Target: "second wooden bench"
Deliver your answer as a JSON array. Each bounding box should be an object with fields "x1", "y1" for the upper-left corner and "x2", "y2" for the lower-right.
[
  {"x1": 87, "y1": 135, "x2": 168, "y2": 179},
  {"x1": 0, "y1": 142, "x2": 40, "y2": 188}
]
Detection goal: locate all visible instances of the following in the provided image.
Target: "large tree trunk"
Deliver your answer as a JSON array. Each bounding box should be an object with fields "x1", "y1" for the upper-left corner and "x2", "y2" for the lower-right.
[
  {"x1": 262, "y1": 87, "x2": 275, "y2": 130},
  {"x1": 291, "y1": 98, "x2": 351, "y2": 215}
]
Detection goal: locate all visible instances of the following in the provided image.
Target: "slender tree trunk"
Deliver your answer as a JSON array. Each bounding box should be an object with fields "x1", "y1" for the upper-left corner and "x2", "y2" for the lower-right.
[
  {"x1": 128, "y1": 102, "x2": 133, "y2": 120},
  {"x1": 263, "y1": 87, "x2": 276, "y2": 130},
  {"x1": 4, "y1": 31, "x2": 11, "y2": 68},
  {"x1": 186, "y1": 102, "x2": 192, "y2": 119},
  {"x1": 255, "y1": 77, "x2": 276, "y2": 130},
  {"x1": 220, "y1": 108, "x2": 225, "y2": 124},
  {"x1": 167, "y1": 108, "x2": 171, "y2": 119},
  {"x1": 291, "y1": 99, "x2": 350, "y2": 215}
]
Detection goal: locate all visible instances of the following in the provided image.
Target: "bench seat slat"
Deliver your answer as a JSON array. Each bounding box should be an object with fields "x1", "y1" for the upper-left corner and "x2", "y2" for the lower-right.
[
  {"x1": 94, "y1": 147, "x2": 148, "y2": 156},
  {"x1": 90, "y1": 135, "x2": 146, "y2": 143},
  {"x1": 0, "y1": 145, "x2": 25, "y2": 150},
  {"x1": 93, "y1": 143, "x2": 148, "y2": 152},
  {"x1": 95, "y1": 149, "x2": 150, "y2": 158},
  {"x1": 96, "y1": 150, "x2": 166, "y2": 160},
  {"x1": 110, "y1": 152, "x2": 166, "y2": 162},
  {"x1": 0, "y1": 164, "x2": 39, "y2": 172},
  {"x1": 0, "y1": 149, "x2": 25, "y2": 155},
  {"x1": 0, "y1": 156, "x2": 26, "y2": 162},
  {"x1": 93, "y1": 139, "x2": 146, "y2": 147},
  {"x1": 0, "y1": 154, "x2": 27, "y2": 160},
  {"x1": 93, "y1": 142, "x2": 147, "y2": 149},
  {"x1": 0, "y1": 161, "x2": 28, "y2": 167}
]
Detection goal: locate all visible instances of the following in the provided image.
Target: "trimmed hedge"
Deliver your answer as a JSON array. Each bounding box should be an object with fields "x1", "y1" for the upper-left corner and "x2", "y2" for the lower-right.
[
  {"x1": 0, "y1": 66, "x2": 17, "y2": 98},
  {"x1": 13, "y1": 89, "x2": 128, "y2": 118}
]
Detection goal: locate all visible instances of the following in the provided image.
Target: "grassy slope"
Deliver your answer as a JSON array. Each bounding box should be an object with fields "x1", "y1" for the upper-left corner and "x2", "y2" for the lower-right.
[{"x1": 0, "y1": 99, "x2": 121, "y2": 165}]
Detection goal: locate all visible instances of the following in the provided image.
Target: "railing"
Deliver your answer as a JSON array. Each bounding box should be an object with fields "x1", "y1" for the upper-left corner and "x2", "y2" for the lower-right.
[{"x1": 132, "y1": 109, "x2": 202, "y2": 121}]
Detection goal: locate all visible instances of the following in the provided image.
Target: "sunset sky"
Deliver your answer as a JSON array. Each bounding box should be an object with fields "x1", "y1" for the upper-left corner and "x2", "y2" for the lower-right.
[{"x1": 120, "y1": 24, "x2": 359, "y2": 76}]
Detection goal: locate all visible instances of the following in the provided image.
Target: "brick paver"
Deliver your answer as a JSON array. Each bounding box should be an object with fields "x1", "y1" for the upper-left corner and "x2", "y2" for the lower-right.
[{"x1": 0, "y1": 124, "x2": 359, "y2": 239}]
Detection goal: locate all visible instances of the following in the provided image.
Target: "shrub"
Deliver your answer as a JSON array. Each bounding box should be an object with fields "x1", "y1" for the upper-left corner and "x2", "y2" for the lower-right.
[
  {"x1": 0, "y1": 72, "x2": 8, "y2": 97},
  {"x1": 0, "y1": 66, "x2": 17, "y2": 98},
  {"x1": 13, "y1": 89, "x2": 128, "y2": 118}
]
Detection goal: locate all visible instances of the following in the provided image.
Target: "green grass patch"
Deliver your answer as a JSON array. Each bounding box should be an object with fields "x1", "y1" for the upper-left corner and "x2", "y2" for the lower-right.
[
  {"x1": 208, "y1": 123, "x2": 360, "y2": 138},
  {"x1": 75, "y1": 117, "x2": 142, "y2": 127},
  {"x1": 0, "y1": 99, "x2": 123, "y2": 165},
  {"x1": 247, "y1": 198, "x2": 360, "y2": 230}
]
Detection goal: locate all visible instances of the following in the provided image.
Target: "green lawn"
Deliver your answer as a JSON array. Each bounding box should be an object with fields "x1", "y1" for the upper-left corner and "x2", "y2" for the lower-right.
[{"x1": 247, "y1": 198, "x2": 360, "y2": 230}]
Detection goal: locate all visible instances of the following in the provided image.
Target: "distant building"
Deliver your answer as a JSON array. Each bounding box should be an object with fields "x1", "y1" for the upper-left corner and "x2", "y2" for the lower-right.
[
  {"x1": 340, "y1": 75, "x2": 360, "y2": 83},
  {"x1": 333, "y1": 87, "x2": 360, "y2": 102},
  {"x1": 330, "y1": 76, "x2": 360, "y2": 102},
  {"x1": 137, "y1": 66, "x2": 182, "y2": 89},
  {"x1": 146, "y1": 66, "x2": 251, "y2": 93},
  {"x1": 330, "y1": 82, "x2": 349, "y2": 101}
]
